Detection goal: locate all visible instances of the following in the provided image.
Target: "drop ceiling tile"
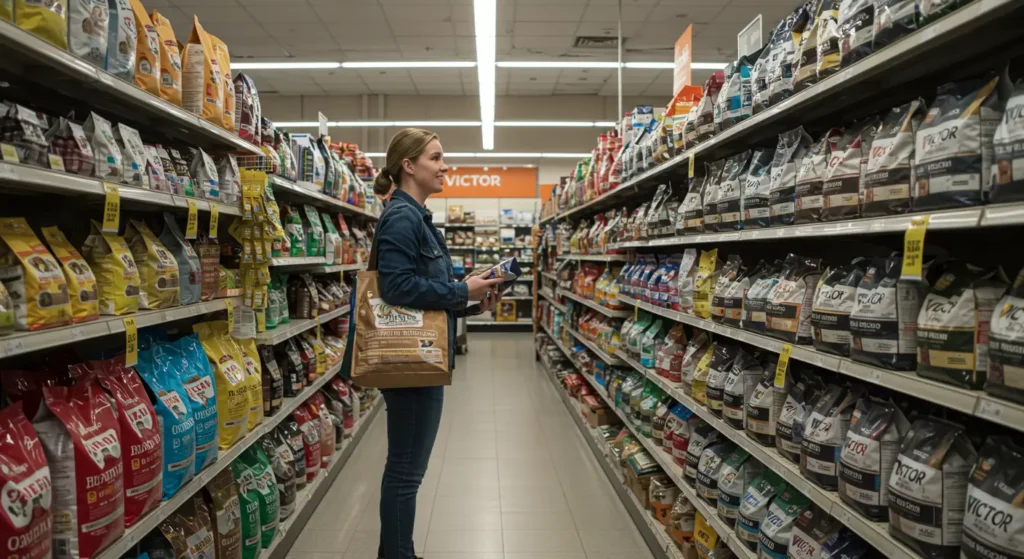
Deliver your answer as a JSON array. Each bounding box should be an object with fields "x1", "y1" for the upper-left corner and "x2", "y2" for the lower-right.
[
  {"x1": 715, "y1": 4, "x2": 792, "y2": 25},
  {"x1": 382, "y1": 4, "x2": 452, "y2": 22},
  {"x1": 396, "y1": 36, "x2": 458, "y2": 51},
  {"x1": 573, "y1": 21, "x2": 641, "y2": 38},
  {"x1": 450, "y1": 3, "x2": 473, "y2": 22},
  {"x1": 318, "y1": 82, "x2": 371, "y2": 95},
  {"x1": 515, "y1": 5, "x2": 586, "y2": 22},
  {"x1": 223, "y1": 43, "x2": 285, "y2": 58},
  {"x1": 409, "y1": 68, "x2": 467, "y2": 86},
  {"x1": 377, "y1": 0, "x2": 449, "y2": 4},
  {"x1": 186, "y1": 5, "x2": 251, "y2": 24},
  {"x1": 512, "y1": 21, "x2": 580, "y2": 36},
  {"x1": 389, "y1": 20, "x2": 455, "y2": 36},
  {"x1": 514, "y1": 0, "x2": 588, "y2": 4},
  {"x1": 329, "y1": 27, "x2": 398, "y2": 51},
  {"x1": 646, "y1": 4, "x2": 725, "y2": 23},
  {"x1": 310, "y1": 2, "x2": 385, "y2": 20},
  {"x1": 415, "y1": 86, "x2": 466, "y2": 95},
  {"x1": 582, "y1": 4, "x2": 653, "y2": 22},
  {"x1": 509, "y1": 35, "x2": 575, "y2": 50},
  {"x1": 454, "y1": 21, "x2": 474, "y2": 36}
]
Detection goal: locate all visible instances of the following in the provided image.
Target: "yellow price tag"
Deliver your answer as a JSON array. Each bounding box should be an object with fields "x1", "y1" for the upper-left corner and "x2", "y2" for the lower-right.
[
  {"x1": 633, "y1": 304, "x2": 639, "y2": 322},
  {"x1": 774, "y1": 344, "x2": 793, "y2": 387},
  {"x1": 225, "y1": 299, "x2": 234, "y2": 332},
  {"x1": 48, "y1": 154, "x2": 65, "y2": 172},
  {"x1": 102, "y1": 183, "x2": 120, "y2": 233},
  {"x1": 316, "y1": 316, "x2": 322, "y2": 341},
  {"x1": 208, "y1": 203, "x2": 219, "y2": 239},
  {"x1": 256, "y1": 309, "x2": 266, "y2": 333},
  {"x1": 123, "y1": 317, "x2": 138, "y2": 367},
  {"x1": 688, "y1": 153, "x2": 695, "y2": 179},
  {"x1": 185, "y1": 199, "x2": 199, "y2": 239},
  {"x1": 901, "y1": 215, "x2": 929, "y2": 280},
  {"x1": 1, "y1": 143, "x2": 19, "y2": 163}
]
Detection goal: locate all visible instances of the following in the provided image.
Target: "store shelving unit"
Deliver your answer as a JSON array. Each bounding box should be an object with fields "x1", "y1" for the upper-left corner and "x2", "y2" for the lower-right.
[
  {"x1": 267, "y1": 175, "x2": 379, "y2": 220},
  {"x1": 558, "y1": 289, "x2": 631, "y2": 318},
  {"x1": 253, "y1": 305, "x2": 351, "y2": 346}
]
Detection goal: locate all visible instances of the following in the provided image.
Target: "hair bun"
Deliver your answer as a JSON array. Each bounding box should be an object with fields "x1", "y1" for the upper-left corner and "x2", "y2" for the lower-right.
[{"x1": 372, "y1": 169, "x2": 394, "y2": 197}]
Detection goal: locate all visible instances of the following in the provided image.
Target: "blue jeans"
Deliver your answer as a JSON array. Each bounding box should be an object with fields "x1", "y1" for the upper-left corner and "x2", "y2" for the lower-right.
[{"x1": 378, "y1": 386, "x2": 444, "y2": 559}]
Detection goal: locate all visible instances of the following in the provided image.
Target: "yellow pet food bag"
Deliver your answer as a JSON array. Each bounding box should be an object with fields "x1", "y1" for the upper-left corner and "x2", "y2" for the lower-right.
[
  {"x1": 126, "y1": 219, "x2": 179, "y2": 310},
  {"x1": 150, "y1": 10, "x2": 182, "y2": 106},
  {"x1": 1, "y1": 0, "x2": 11, "y2": 21},
  {"x1": 128, "y1": 0, "x2": 160, "y2": 95},
  {"x1": 693, "y1": 513, "x2": 720, "y2": 559},
  {"x1": 14, "y1": 0, "x2": 67, "y2": 48},
  {"x1": 82, "y1": 220, "x2": 140, "y2": 316},
  {"x1": 194, "y1": 321, "x2": 250, "y2": 449},
  {"x1": 40, "y1": 226, "x2": 99, "y2": 324},
  {"x1": 210, "y1": 34, "x2": 235, "y2": 131},
  {"x1": 235, "y1": 336, "x2": 264, "y2": 431},
  {"x1": 182, "y1": 16, "x2": 223, "y2": 125},
  {"x1": 0, "y1": 218, "x2": 72, "y2": 330}
]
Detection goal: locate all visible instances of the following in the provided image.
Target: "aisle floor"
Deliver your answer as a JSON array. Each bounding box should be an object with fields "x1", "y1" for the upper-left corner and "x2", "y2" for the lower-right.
[{"x1": 289, "y1": 332, "x2": 655, "y2": 559}]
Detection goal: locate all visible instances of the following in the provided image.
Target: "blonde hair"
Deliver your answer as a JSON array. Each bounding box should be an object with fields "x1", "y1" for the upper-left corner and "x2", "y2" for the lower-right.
[{"x1": 373, "y1": 128, "x2": 440, "y2": 196}]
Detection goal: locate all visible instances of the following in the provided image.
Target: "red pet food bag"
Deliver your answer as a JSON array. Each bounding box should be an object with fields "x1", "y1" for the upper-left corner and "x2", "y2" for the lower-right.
[
  {"x1": 35, "y1": 382, "x2": 125, "y2": 559},
  {"x1": 291, "y1": 406, "x2": 321, "y2": 483},
  {"x1": 0, "y1": 402, "x2": 53, "y2": 559},
  {"x1": 91, "y1": 357, "x2": 162, "y2": 528},
  {"x1": 305, "y1": 394, "x2": 334, "y2": 468}
]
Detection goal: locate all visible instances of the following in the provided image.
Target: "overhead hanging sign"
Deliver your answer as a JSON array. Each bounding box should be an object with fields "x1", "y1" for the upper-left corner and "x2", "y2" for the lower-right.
[
  {"x1": 441, "y1": 167, "x2": 538, "y2": 198},
  {"x1": 318, "y1": 112, "x2": 329, "y2": 138},
  {"x1": 737, "y1": 15, "x2": 763, "y2": 58},
  {"x1": 673, "y1": 25, "x2": 693, "y2": 95}
]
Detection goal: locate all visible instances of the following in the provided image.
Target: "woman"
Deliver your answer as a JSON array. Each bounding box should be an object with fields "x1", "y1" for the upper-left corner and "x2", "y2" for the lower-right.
[{"x1": 371, "y1": 128, "x2": 504, "y2": 559}]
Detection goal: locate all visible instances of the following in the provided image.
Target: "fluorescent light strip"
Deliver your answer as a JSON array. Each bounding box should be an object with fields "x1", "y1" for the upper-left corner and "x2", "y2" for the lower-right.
[
  {"x1": 231, "y1": 61, "x2": 341, "y2": 70},
  {"x1": 342, "y1": 61, "x2": 476, "y2": 68},
  {"x1": 364, "y1": 152, "x2": 589, "y2": 159},
  {"x1": 498, "y1": 61, "x2": 727, "y2": 70},
  {"x1": 495, "y1": 121, "x2": 616, "y2": 127},
  {"x1": 231, "y1": 60, "x2": 726, "y2": 71},
  {"x1": 474, "y1": 0, "x2": 497, "y2": 150},
  {"x1": 274, "y1": 121, "x2": 616, "y2": 128}
]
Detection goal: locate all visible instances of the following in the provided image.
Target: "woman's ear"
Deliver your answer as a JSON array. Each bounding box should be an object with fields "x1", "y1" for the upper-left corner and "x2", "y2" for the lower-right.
[{"x1": 401, "y1": 158, "x2": 415, "y2": 176}]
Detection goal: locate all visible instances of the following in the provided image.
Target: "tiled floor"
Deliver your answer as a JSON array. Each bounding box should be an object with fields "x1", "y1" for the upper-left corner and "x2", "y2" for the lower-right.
[{"x1": 288, "y1": 332, "x2": 655, "y2": 559}]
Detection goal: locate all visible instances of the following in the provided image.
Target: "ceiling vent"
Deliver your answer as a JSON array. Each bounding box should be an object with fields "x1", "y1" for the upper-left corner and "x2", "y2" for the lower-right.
[{"x1": 572, "y1": 36, "x2": 621, "y2": 49}]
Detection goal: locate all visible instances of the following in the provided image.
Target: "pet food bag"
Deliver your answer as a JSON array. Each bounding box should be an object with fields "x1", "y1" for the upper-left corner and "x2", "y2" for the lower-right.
[
  {"x1": 716, "y1": 151, "x2": 752, "y2": 230},
  {"x1": 233, "y1": 73, "x2": 261, "y2": 144},
  {"x1": 45, "y1": 117, "x2": 95, "y2": 176},
  {"x1": 838, "y1": 0, "x2": 873, "y2": 65},
  {"x1": 235, "y1": 446, "x2": 279, "y2": 549},
  {"x1": 849, "y1": 255, "x2": 928, "y2": 371},
  {"x1": 695, "y1": 442, "x2": 735, "y2": 504},
  {"x1": 888, "y1": 417, "x2": 978, "y2": 558},
  {"x1": 291, "y1": 406, "x2": 321, "y2": 483},
  {"x1": 741, "y1": 147, "x2": 777, "y2": 228},
  {"x1": 794, "y1": 128, "x2": 843, "y2": 224},
  {"x1": 83, "y1": 112, "x2": 123, "y2": 181},
  {"x1": 988, "y1": 266, "x2": 1024, "y2": 404},
  {"x1": 175, "y1": 334, "x2": 219, "y2": 473},
  {"x1": 229, "y1": 455, "x2": 261, "y2": 559},
  {"x1": 768, "y1": 126, "x2": 813, "y2": 226},
  {"x1": 81, "y1": 221, "x2": 141, "y2": 315},
  {"x1": 194, "y1": 321, "x2": 251, "y2": 449},
  {"x1": 745, "y1": 366, "x2": 778, "y2": 446},
  {"x1": 266, "y1": 428, "x2": 296, "y2": 518},
  {"x1": 191, "y1": 148, "x2": 220, "y2": 199},
  {"x1": 809, "y1": 259, "x2": 867, "y2": 357},
  {"x1": 182, "y1": 16, "x2": 224, "y2": 125},
  {"x1": 0, "y1": 217, "x2": 72, "y2": 330},
  {"x1": 281, "y1": 418, "x2": 306, "y2": 491},
  {"x1": 126, "y1": 219, "x2": 180, "y2": 309},
  {"x1": 758, "y1": 487, "x2": 809, "y2": 559},
  {"x1": 765, "y1": 254, "x2": 822, "y2": 344},
  {"x1": 0, "y1": 402, "x2": 53, "y2": 559},
  {"x1": 104, "y1": 0, "x2": 136, "y2": 82},
  {"x1": 723, "y1": 349, "x2": 763, "y2": 430},
  {"x1": 839, "y1": 396, "x2": 910, "y2": 521},
  {"x1": 1, "y1": 105, "x2": 49, "y2": 168},
  {"x1": 35, "y1": 382, "x2": 125, "y2": 559},
  {"x1": 788, "y1": 503, "x2": 844, "y2": 559},
  {"x1": 961, "y1": 437, "x2": 1024, "y2": 559},
  {"x1": 694, "y1": 512, "x2": 728, "y2": 559},
  {"x1": 204, "y1": 469, "x2": 242, "y2": 559},
  {"x1": 992, "y1": 81, "x2": 1024, "y2": 203},
  {"x1": 863, "y1": 99, "x2": 925, "y2": 217},
  {"x1": 235, "y1": 337, "x2": 264, "y2": 432},
  {"x1": 717, "y1": 448, "x2": 761, "y2": 528},
  {"x1": 92, "y1": 356, "x2": 162, "y2": 527},
  {"x1": 150, "y1": 10, "x2": 182, "y2": 106},
  {"x1": 210, "y1": 34, "x2": 235, "y2": 131},
  {"x1": 158, "y1": 213, "x2": 201, "y2": 305},
  {"x1": 39, "y1": 224, "x2": 99, "y2": 325},
  {"x1": 68, "y1": 0, "x2": 108, "y2": 68},
  {"x1": 776, "y1": 371, "x2": 824, "y2": 464},
  {"x1": 14, "y1": 0, "x2": 67, "y2": 47},
  {"x1": 128, "y1": 0, "x2": 160, "y2": 95},
  {"x1": 821, "y1": 119, "x2": 879, "y2": 221},
  {"x1": 736, "y1": 471, "x2": 787, "y2": 551},
  {"x1": 136, "y1": 346, "x2": 196, "y2": 497},
  {"x1": 143, "y1": 144, "x2": 167, "y2": 192},
  {"x1": 114, "y1": 122, "x2": 147, "y2": 187},
  {"x1": 152, "y1": 495, "x2": 215, "y2": 559},
  {"x1": 800, "y1": 383, "x2": 862, "y2": 490}
]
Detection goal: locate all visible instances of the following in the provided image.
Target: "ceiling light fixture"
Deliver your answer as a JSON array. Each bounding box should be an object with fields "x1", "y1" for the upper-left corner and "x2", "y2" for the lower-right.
[
  {"x1": 341, "y1": 61, "x2": 476, "y2": 68},
  {"x1": 495, "y1": 121, "x2": 616, "y2": 127},
  {"x1": 498, "y1": 61, "x2": 728, "y2": 70},
  {"x1": 275, "y1": 121, "x2": 617, "y2": 129},
  {"x1": 364, "y1": 152, "x2": 590, "y2": 158},
  {"x1": 474, "y1": 0, "x2": 497, "y2": 150},
  {"x1": 230, "y1": 60, "x2": 726, "y2": 71},
  {"x1": 230, "y1": 61, "x2": 341, "y2": 70}
]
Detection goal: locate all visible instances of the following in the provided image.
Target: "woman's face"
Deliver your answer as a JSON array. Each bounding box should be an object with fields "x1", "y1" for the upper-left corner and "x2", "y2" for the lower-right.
[{"x1": 405, "y1": 138, "x2": 449, "y2": 195}]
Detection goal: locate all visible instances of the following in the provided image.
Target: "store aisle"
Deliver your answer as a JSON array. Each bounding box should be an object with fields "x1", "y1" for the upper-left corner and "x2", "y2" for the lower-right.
[{"x1": 288, "y1": 332, "x2": 654, "y2": 559}]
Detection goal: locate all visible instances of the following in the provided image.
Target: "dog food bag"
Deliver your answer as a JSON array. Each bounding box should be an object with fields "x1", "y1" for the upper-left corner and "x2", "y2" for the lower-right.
[
  {"x1": 259, "y1": 346, "x2": 283, "y2": 416},
  {"x1": 1, "y1": 105, "x2": 49, "y2": 168},
  {"x1": 306, "y1": 395, "x2": 334, "y2": 468},
  {"x1": 717, "y1": 151, "x2": 752, "y2": 231},
  {"x1": 0, "y1": 402, "x2": 53, "y2": 559},
  {"x1": 717, "y1": 448, "x2": 762, "y2": 528},
  {"x1": 174, "y1": 334, "x2": 219, "y2": 473},
  {"x1": 769, "y1": 127, "x2": 813, "y2": 226},
  {"x1": 158, "y1": 213, "x2": 201, "y2": 305},
  {"x1": 684, "y1": 421, "x2": 720, "y2": 487},
  {"x1": 194, "y1": 235, "x2": 219, "y2": 302},
  {"x1": 291, "y1": 406, "x2": 321, "y2": 484},
  {"x1": 190, "y1": 148, "x2": 220, "y2": 199},
  {"x1": 706, "y1": 342, "x2": 739, "y2": 417},
  {"x1": 696, "y1": 442, "x2": 736, "y2": 504},
  {"x1": 135, "y1": 346, "x2": 196, "y2": 497},
  {"x1": 743, "y1": 261, "x2": 782, "y2": 333},
  {"x1": 723, "y1": 349, "x2": 763, "y2": 430},
  {"x1": 917, "y1": 262, "x2": 1008, "y2": 389},
  {"x1": 737, "y1": 471, "x2": 788, "y2": 551},
  {"x1": 810, "y1": 258, "x2": 869, "y2": 356},
  {"x1": 149, "y1": 10, "x2": 182, "y2": 106},
  {"x1": 216, "y1": 155, "x2": 241, "y2": 205},
  {"x1": 992, "y1": 81, "x2": 1024, "y2": 203},
  {"x1": 14, "y1": 0, "x2": 66, "y2": 47},
  {"x1": 794, "y1": 127, "x2": 844, "y2": 224},
  {"x1": 265, "y1": 429, "x2": 296, "y2": 519},
  {"x1": 749, "y1": 32, "x2": 774, "y2": 114},
  {"x1": 235, "y1": 337, "x2": 264, "y2": 432},
  {"x1": 864, "y1": 99, "x2": 922, "y2": 214},
  {"x1": 114, "y1": 122, "x2": 147, "y2": 187},
  {"x1": 987, "y1": 267, "x2": 1024, "y2": 404},
  {"x1": 794, "y1": 1, "x2": 826, "y2": 92},
  {"x1": 838, "y1": 0, "x2": 873, "y2": 66},
  {"x1": 204, "y1": 469, "x2": 242, "y2": 559},
  {"x1": 746, "y1": 365, "x2": 778, "y2": 446},
  {"x1": 919, "y1": 0, "x2": 966, "y2": 24},
  {"x1": 35, "y1": 381, "x2": 125, "y2": 559},
  {"x1": 128, "y1": 0, "x2": 159, "y2": 95},
  {"x1": 759, "y1": 487, "x2": 809, "y2": 559},
  {"x1": 142, "y1": 144, "x2": 167, "y2": 192},
  {"x1": 233, "y1": 73, "x2": 261, "y2": 144},
  {"x1": 719, "y1": 56, "x2": 755, "y2": 130},
  {"x1": 168, "y1": 147, "x2": 195, "y2": 196},
  {"x1": 83, "y1": 112, "x2": 123, "y2": 181},
  {"x1": 40, "y1": 226, "x2": 99, "y2": 324},
  {"x1": 788, "y1": 502, "x2": 844, "y2": 559},
  {"x1": 229, "y1": 456, "x2": 260, "y2": 559},
  {"x1": 776, "y1": 371, "x2": 824, "y2": 464},
  {"x1": 280, "y1": 418, "x2": 306, "y2": 491},
  {"x1": 126, "y1": 219, "x2": 179, "y2": 309},
  {"x1": 741, "y1": 147, "x2": 778, "y2": 229},
  {"x1": 210, "y1": 34, "x2": 235, "y2": 131},
  {"x1": 850, "y1": 255, "x2": 928, "y2": 371},
  {"x1": 45, "y1": 116, "x2": 95, "y2": 176},
  {"x1": 92, "y1": 356, "x2": 162, "y2": 527},
  {"x1": 68, "y1": 0, "x2": 108, "y2": 68},
  {"x1": 689, "y1": 344, "x2": 715, "y2": 406},
  {"x1": 693, "y1": 249, "x2": 720, "y2": 320},
  {"x1": 839, "y1": 396, "x2": 911, "y2": 521},
  {"x1": 104, "y1": 0, "x2": 135, "y2": 82},
  {"x1": 701, "y1": 160, "x2": 726, "y2": 232},
  {"x1": 0, "y1": 217, "x2": 72, "y2": 330},
  {"x1": 874, "y1": 0, "x2": 918, "y2": 48},
  {"x1": 961, "y1": 437, "x2": 1024, "y2": 559},
  {"x1": 815, "y1": 0, "x2": 842, "y2": 78},
  {"x1": 766, "y1": 254, "x2": 823, "y2": 344},
  {"x1": 822, "y1": 119, "x2": 879, "y2": 221},
  {"x1": 235, "y1": 446, "x2": 279, "y2": 549},
  {"x1": 148, "y1": 495, "x2": 213, "y2": 559},
  {"x1": 680, "y1": 165, "x2": 708, "y2": 234},
  {"x1": 800, "y1": 383, "x2": 863, "y2": 490},
  {"x1": 182, "y1": 16, "x2": 224, "y2": 125},
  {"x1": 694, "y1": 512, "x2": 727, "y2": 559},
  {"x1": 194, "y1": 321, "x2": 250, "y2": 448},
  {"x1": 888, "y1": 417, "x2": 978, "y2": 558},
  {"x1": 915, "y1": 76, "x2": 1005, "y2": 210}
]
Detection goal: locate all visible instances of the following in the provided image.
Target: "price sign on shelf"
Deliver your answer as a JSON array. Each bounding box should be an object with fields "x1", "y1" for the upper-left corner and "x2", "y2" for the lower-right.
[
  {"x1": 102, "y1": 183, "x2": 120, "y2": 233},
  {"x1": 688, "y1": 153, "x2": 695, "y2": 179},
  {"x1": 901, "y1": 215, "x2": 929, "y2": 280},
  {"x1": 316, "y1": 315, "x2": 322, "y2": 341},
  {"x1": 48, "y1": 154, "x2": 65, "y2": 172},
  {"x1": 774, "y1": 343, "x2": 793, "y2": 386},
  {"x1": 1, "y1": 143, "x2": 19, "y2": 163},
  {"x1": 208, "y1": 204, "x2": 219, "y2": 239},
  {"x1": 225, "y1": 299, "x2": 235, "y2": 333},
  {"x1": 256, "y1": 308, "x2": 266, "y2": 333},
  {"x1": 185, "y1": 199, "x2": 199, "y2": 239},
  {"x1": 123, "y1": 317, "x2": 138, "y2": 367}
]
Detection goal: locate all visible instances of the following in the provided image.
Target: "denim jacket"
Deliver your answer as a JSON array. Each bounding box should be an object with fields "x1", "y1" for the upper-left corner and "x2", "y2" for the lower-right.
[{"x1": 374, "y1": 189, "x2": 468, "y2": 371}]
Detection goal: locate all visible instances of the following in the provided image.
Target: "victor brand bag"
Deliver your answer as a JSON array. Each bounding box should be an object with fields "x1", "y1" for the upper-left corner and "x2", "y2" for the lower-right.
[
  {"x1": 788, "y1": 503, "x2": 844, "y2": 559},
  {"x1": 40, "y1": 225, "x2": 99, "y2": 324},
  {"x1": 759, "y1": 487, "x2": 809, "y2": 559},
  {"x1": 737, "y1": 471, "x2": 787, "y2": 551},
  {"x1": 740, "y1": 148, "x2": 777, "y2": 229},
  {"x1": 850, "y1": 255, "x2": 928, "y2": 371},
  {"x1": 766, "y1": 255, "x2": 822, "y2": 344},
  {"x1": 712, "y1": 256, "x2": 742, "y2": 323},
  {"x1": 685, "y1": 421, "x2": 720, "y2": 487},
  {"x1": 680, "y1": 165, "x2": 710, "y2": 234},
  {"x1": 746, "y1": 365, "x2": 778, "y2": 446},
  {"x1": 988, "y1": 267, "x2": 1024, "y2": 404},
  {"x1": 917, "y1": 262, "x2": 1007, "y2": 389},
  {"x1": 723, "y1": 349, "x2": 763, "y2": 430},
  {"x1": 811, "y1": 259, "x2": 868, "y2": 356},
  {"x1": 794, "y1": 1, "x2": 825, "y2": 92},
  {"x1": 888, "y1": 417, "x2": 978, "y2": 558},
  {"x1": 795, "y1": 128, "x2": 844, "y2": 224},
  {"x1": 136, "y1": 346, "x2": 196, "y2": 497},
  {"x1": 769, "y1": 127, "x2": 813, "y2": 226},
  {"x1": 839, "y1": 397, "x2": 910, "y2": 521},
  {"x1": 838, "y1": 0, "x2": 873, "y2": 65},
  {"x1": 822, "y1": 119, "x2": 878, "y2": 221},
  {"x1": 800, "y1": 383, "x2": 862, "y2": 490},
  {"x1": 705, "y1": 342, "x2": 739, "y2": 417},
  {"x1": 716, "y1": 151, "x2": 752, "y2": 230},
  {"x1": 702, "y1": 160, "x2": 726, "y2": 232},
  {"x1": 35, "y1": 382, "x2": 125, "y2": 559},
  {"x1": 0, "y1": 217, "x2": 72, "y2": 330},
  {"x1": 816, "y1": 0, "x2": 842, "y2": 79},
  {"x1": 915, "y1": 76, "x2": 1005, "y2": 210},
  {"x1": 863, "y1": 99, "x2": 925, "y2": 216},
  {"x1": 0, "y1": 403, "x2": 53, "y2": 559},
  {"x1": 204, "y1": 469, "x2": 242, "y2": 559},
  {"x1": 776, "y1": 370, "x2": 824, "y2": 464},
  {"x1": 961, "y1": 437, "x2": 1024, "y2": 559},
  {"x1": 690, "y1": 344, "x2": 715, "y2": 405},
  {"x1": 992, "y1": 81, "x2": 1024, "y2": 203},
  {"x1": 717, "y1": 448, "x2": 761, "y2": 528},
  {"x1": 696, "y1": 442, "x2": 735, "y2": 504},
  {"x1": 743, "y1": 262, "x2": 782, "y2": 333}
]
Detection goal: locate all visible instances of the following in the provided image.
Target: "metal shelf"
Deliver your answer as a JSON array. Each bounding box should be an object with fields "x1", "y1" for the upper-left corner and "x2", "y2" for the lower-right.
[
  {"x1": 268, "y1": 176, "x2": 379, "y2": 219},
  {"x1": 556, "y1": 253, "x2": 629, "y2": 262},
  {"x1": 270, "y1": 256, "x2": 328, "y2": 267},
  {"x1": 558, "y1": 289, "x2": 631, "y2": 318},
  {"x1": 541, "y1": 271, "x2": 559, "y2": 281},
  {"x1": 539, "y1": 289, "x2": 567, "y2": 314},
  {"x1": 0, "y1": 297, "x2": 242, "y2": 359},
  {"x1": 567, "y1": 328, "x2": 623, "y2": 365},
  {"x1": 302, "y1": 263, "x2": 367, "y2": 274},
  {"x1": 253, "y1": 305, "x2": 351, "y2": 346}
]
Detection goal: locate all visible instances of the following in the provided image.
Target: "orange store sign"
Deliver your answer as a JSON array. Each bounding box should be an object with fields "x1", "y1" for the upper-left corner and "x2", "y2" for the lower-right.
[{"x1": 441, "y1": 167, "x2": 538, "y2": 198}]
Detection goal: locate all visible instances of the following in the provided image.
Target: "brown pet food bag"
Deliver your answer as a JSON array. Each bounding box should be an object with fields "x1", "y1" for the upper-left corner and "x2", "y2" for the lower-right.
[
  {"x1": 182, "y1": 16, "x2": 223, "y2": 125},
  {"x1": 150, "y1": 10, "x2": 182, "y2": 106},
  {"x1": 204, "y1": 469, "x2": 243, "y2": 559},
  {"x1": 128, "y1": 0, "x2": 160, "y2": 95}
]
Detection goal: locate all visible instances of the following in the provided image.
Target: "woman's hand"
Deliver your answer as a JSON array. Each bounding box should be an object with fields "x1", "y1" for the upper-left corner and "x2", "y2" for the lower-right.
[
  {"x1": 466, "y1": 275, "x2": 504, "y2": 301},
  {"x1": 478, "y1": 287, "x2": 503, "y2": 313}
]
